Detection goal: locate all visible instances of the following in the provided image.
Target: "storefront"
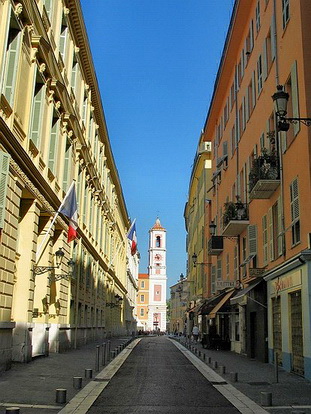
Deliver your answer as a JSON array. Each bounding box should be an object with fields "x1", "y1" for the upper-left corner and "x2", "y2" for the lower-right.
[{"x1": 264, "y1": 250, "x2": 311, "y2": 380}]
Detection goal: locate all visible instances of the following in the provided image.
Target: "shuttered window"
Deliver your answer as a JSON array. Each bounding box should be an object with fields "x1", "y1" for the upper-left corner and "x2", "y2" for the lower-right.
[
  {"x1": 211, "y1": 265, "x2": 216, "y2": 294},
  {"x1": 29, "y1": 72, "x2": 45, "y2": 148},
  {"x1": 43, "y1": 0, "x2": 53, "y2": 18},
  {"x1": 262, "y1": 215, "x2": 268, "y2": 265},
  {"x1": 62, "y1": 139, "x2": 72, "y2": 192},
  {"x1": 234, "y1": 246, "x2": 238, "y2": 280},
  {"x1": 248, "y1": 224, "x2": 257, "y2": 257},
  {"x1": 59, "y1": 16, "x2": 68, "y2": 61},
  {"x1": 277, "y1": 197, "x2": 284, "y2": 256},
  {"x1": 282, "y1": 0, "x2": 290, "y2": 29},
  {"x1": 291, "y1": 61, "x2": 300, "y2": 137},
  {"x1": 255, "y1": 1, "x2": 261, "y2": 33},
  {"x1": 48, "y1": 114, "x2": 60, "y2": 174},
  {"x1": 257, "y1": 55, "x2": 263, "y2": 94},
  {"x1": 268, "y1": 207, "x2": 274, "y2": 261},
  {"x1": 290, "y1": 178, "x2": 300, "y2": 245},
  {"x1": 0, "y1": 152, "x2": 10, "y2": 229},
  {"x1": 2, "y1": 13, "x2": 21, "y2": 106}
]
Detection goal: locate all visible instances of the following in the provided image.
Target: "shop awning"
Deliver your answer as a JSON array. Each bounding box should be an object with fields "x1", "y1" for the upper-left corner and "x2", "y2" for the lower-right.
[
  {"x1": 230, "y1": 279, "x2": 262, "y2": 305},
  {"x1": 208, "y1": 290, "x2": 236, "y2": 318}
]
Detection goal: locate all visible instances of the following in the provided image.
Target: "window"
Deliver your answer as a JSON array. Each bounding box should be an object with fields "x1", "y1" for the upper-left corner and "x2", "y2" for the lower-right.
[
  {"x1": 231, "y1": 124, "x2": 236, "y2": 156},
  {"x1": 71, "y1": 53, "x2": 78, "y2": 92},
  {"x1": 29, "y1": 72, "x2": 46, "y2": 148},
  {"x1": 246, "y1": 20, "x2": 254, "y2": 55},
  {"x1": 141, "y1": 281, "x2": 145, "y2": 289},
  {"x1": 48, "y1": 112, "x2": 60, "y2": 174},
  {"x1": 255, "y1": 1, "x2": 261, "y2": 33},
  {"x1": 234, "y1": 246, "x2": 238, "y2": 280},
  {"x1": 290, "y1": 178, "x2": 300, "y2": 246},
  {"x1": 0, "y1": 152, "x2": 10, "y2": 229},
  {"x1": 282, "y1": 0, "x2": 290, "y2": 29},
  {"x1": 1, "y1": 11, "x2": 22, "y2": 106},
  {"x1": 62, "y1": 139, "x2": 72, "y2": 192},
  {"x1": 156, "y1": 236, "x2": 161, "y2": 247},
  {"x1": 43, "y1": 0, "x2": 53, "y2": 18},
  {"x1": 230, "y1": 81, "x2": 236, "y2": 110},
  {"x1": 140, "y1": 295, "x2": 145, "y2": 302},
  {"x1": 226, "y1": 254, "x2": 230, "y2": 278},
  {"x1": 257, "y1": 55, "x2": 263, "y2": 94},
  {"x1": 262, "y1": 215, "x2": 268, "y2": 264},
  {"x1": 59, "y1": 15, "x2": 69, "y2": 62},
  {"x1": 242, "y1": 237, "x2": 247, "y2": 278},
  {"x1": 211, "y1": 265, "x2": 216, "y2": 294},
  {"x1": 140, "y1": 308, "x2": 144, "y2": 316}
]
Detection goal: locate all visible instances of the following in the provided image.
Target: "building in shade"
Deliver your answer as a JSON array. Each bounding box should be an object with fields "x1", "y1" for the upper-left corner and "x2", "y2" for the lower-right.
[{"x1": 148, "y1": 218, "x2": 167, "y2": 332}]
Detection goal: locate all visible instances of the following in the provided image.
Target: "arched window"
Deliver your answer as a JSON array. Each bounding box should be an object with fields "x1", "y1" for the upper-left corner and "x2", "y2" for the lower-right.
[{"x1": 156, "y1": 236, "x2": 161, "y2": 247}]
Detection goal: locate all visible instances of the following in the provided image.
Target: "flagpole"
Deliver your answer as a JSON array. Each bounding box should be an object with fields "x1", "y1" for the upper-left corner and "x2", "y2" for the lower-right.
[
  {"x1": 109, "y1": 219, "x2": 136, "y2": 268},
  {"x1": 36, "y1": 181, "x2": 75, "y2": 263}
]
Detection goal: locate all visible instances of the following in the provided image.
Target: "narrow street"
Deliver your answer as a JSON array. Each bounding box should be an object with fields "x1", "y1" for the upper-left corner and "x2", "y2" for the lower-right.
[{"x1": 86, "y1": 336, "x2": 242, "y2": 414}]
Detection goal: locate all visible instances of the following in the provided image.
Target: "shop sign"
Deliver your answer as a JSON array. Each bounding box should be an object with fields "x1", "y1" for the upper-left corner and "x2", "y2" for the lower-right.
[
  {"x1": 249, "y1": 268, "x2": 265, "y2": 277},
  {"x1": 272, "y1": 270, "x2": 301, "y2": 295},
  {"x1": 216, "y1": 281, "x2": 235, "y2": 289}
]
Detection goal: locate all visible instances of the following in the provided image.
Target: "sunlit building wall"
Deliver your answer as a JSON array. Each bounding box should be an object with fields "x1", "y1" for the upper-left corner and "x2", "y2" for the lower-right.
[{"x1": 0, "y1": 0, "x2": 135, "y2": 371}]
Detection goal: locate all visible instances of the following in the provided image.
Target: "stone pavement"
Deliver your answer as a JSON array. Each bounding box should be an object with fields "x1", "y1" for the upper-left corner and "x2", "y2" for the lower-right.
[
  {"x1": 0, "y1": 335, "x2": 311, "y2": 413},
  {"x1": 173, "y1": 336, "x2": 311, "y2": 414},
  {"x1": 0, "y1": 336, "x2": 132, "y2": 414}
]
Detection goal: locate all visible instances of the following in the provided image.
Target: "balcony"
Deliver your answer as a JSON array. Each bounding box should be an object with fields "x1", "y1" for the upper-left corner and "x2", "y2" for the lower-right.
[
  {"x1": 222, "y1": 200, "x2": 249, "y2": 236},
  {"x1": 249, "y1": 153, "x2": 280, "y2": 200},
  {"x1": 208, "y1": 236, "x2": 224, "y2": 255}
]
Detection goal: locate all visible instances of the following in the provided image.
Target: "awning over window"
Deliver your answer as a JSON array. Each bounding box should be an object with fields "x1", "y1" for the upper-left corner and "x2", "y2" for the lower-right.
[
  {"x1": 230, "y1": 279, "x2": 262, "y2": 305},
  {"x1": 208, "y1": 290, "x2": 236, "y2": 318},
  {"x1": 198, "y1": 289, "x2": 235, "y2": 316}
]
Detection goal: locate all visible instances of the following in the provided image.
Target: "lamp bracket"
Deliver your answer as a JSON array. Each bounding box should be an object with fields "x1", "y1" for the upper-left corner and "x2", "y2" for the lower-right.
[{"x1": 33, "y1": 265, "x2": 58, "y2": 276}]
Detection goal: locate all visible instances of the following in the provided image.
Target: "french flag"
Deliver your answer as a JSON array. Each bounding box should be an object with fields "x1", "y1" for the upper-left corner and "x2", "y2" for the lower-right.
[
  {"x1": 127, "y1": 219, "x2": 137, "y2": 256},
  {"x1": 59, "y1": 182, "x2": 78, "y2": 243}
]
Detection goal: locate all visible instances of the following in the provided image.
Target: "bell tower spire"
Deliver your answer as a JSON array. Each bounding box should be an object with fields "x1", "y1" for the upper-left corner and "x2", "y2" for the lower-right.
[{"x1": 148, "y1": 218, "x2": 167, "y2": 332}]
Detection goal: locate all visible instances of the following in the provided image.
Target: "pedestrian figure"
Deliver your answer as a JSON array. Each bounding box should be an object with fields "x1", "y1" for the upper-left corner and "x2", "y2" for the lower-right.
[{"x1": 192, "y1": 325, "x2": 199, "y2": 342}]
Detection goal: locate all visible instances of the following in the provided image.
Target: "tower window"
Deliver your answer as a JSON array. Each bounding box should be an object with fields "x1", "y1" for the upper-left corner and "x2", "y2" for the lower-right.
[{"x1": 156, "y1": 236, "x2": 161, "y2": 247}]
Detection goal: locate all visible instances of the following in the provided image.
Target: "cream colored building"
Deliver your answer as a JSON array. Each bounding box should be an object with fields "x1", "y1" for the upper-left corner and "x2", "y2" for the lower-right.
[{"x1": 0, "y1": 0, "x2": 137, "y2": 371}]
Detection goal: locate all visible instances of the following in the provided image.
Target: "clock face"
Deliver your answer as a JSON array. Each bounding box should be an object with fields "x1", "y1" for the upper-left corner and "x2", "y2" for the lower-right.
[{"x1": 154, "y1": 254, "x2": 162, "y2": 261}]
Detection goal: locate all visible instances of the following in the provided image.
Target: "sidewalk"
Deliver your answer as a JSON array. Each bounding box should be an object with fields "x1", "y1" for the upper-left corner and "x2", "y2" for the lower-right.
[
  {"x1": 172, "y1": 336, "x2": 311, "y2": 414},
  {"x1": 0, "y1": 336, "x2": 132, "y2": 414}
]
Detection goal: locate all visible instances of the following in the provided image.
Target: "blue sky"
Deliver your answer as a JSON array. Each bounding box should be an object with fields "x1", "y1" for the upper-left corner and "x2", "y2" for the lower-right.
[{"x1": 80, "y1": 0, "x2": 234, "y2": 290}]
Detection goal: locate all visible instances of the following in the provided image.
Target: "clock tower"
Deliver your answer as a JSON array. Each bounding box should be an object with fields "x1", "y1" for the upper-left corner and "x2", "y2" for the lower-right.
[{"x1": 148, "y1": 218, "x2": 167, "y2": 332}]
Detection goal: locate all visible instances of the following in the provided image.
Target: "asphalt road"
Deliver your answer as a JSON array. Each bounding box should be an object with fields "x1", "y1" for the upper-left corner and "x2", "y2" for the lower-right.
[{"x1": 88, "y1": 336, "x2": 240, "y2": 413}]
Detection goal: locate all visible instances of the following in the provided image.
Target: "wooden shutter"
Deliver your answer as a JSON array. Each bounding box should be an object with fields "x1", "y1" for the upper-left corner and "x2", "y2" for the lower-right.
[
  {"x1": 268, "y1": 207, "x2": 274, "y2": 261},
  {"x1": 30, "y1": 79, "x2": 45, "y2": 148},
  {"x1": 271, "y1": 14, "x2": 276, "y2": 61},
  {"x1": 252, "y1": 71, "x2": 256, "y2": 107},
  {"x1": 48, "y1": 117, "x2": 59, "y2": 173},
  {"x1": 291, "y1": 61, "x2": 300, "y2": 136},
  {"x1": 277, "y1": 197, "x2": 283, "y2": 257},
  {"x1": 248, "y1": 224, "x2": 257, "y2": 257},
  {"x1": 262, "y1": 215, "x2": 268, "y2": 264},
  {"x1": 290, "y1": 178, "x2": 299, "y2": 221},
  {"x1": 3, "y1": 26, "x2": 21, "y2": 105},
  {"x1": 263, "y1": 41, "x2": 268, "y2": 81},
  {"x1": 0, "y1": 152, "x2": 10, "y2": 228},
  {"x1": 234, "y1": 246, "x2": 238, "y2": 280},
  {"x1": 245, "y1": 88, "x2": 249, "y2": 122}
]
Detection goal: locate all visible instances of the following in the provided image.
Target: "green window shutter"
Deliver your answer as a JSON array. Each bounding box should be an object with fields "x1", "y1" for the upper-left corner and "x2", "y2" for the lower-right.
[
  {"x1": 48, "y1": 117, "x2": 59, "y2": 173},
  {"x1": 268, "y1": 207, "x2": 274, "y2": 261},
  {"x1": 290, "y1": 178, "x2": 299, "y2": 221},
  {"x1": 291, "y1": 61, "x2": 300, "y2": 137},
  {"x1": 3, "y1": 27, "x2": 21, "y2": 105},
  {"x1": 30, "y1": 80, "x2": 45, "y2": 148},
  {"x1": 62, "y1": 140, "x2": 71, "y2": 192},
  {"x1": 248, "y1": 224, "x2": 257, "y2": 257},
  {"x1": 245, "y1": 88, "x2": 249, "y2": 122},
  {"x1": 277, "y1": 197, "x2": 283, "y2": 257},
  {"x1": 262, "y1": 41, "x2": 268, "y2": 81},
  {"x1": 71, "y1": 59, "x2": 78, "y2": 90},
  {"x1": 59, "y1": 22, "x2": 68, "y2": 60},
  {"x1": 0, "y1": 152, "x2": 10, "y2": 228},
  {"x1": 252, "y1": 71, "x2": 256, "y2": 107},
  {"x1": 271, "y1": 14, "x2": 276, "y2": 61},
  {"x1": 43, "y1": 0, "x2": 53, "y2": 17},
  {"x1": 234, "y1": 246, "x2": 238, "y2": 280},
  {"x1": 262, "y1": 215, "x2": 268, "y2": 264},
  {"x1": 211, "y1": 265, "x2": 216, "y2": 294}
]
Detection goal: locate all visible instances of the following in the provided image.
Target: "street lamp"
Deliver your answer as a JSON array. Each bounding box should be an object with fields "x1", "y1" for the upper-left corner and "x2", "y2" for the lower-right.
[
  {"x1": 272, "y1": 84, "x2": 311, "y2": 131},
  {"x1": 33, "y1": 247, "x2": 75, "y2": 282},
  {"x1": 209, "y1": 220, "x2": 217, "y2": 236},
  {"x1": 192, "y1": 253, "x2": 211, "y2": 268}
]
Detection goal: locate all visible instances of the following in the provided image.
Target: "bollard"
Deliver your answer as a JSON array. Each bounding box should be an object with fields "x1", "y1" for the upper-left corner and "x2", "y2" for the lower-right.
[
  {"x1": 198, "y1": 351, "x2": 201, "y2": 358},
  {"x1": 229, "y1": 372, "x2": 238, "y2": 382},
  {"x1": 274, "y1": 351, "x2": 279, "y2": 383},
  {"x1": 110, "y1": 350, "x2": 115, "y2": 359},
  {"x1": 107, "y1": 340, "x2": 111, "y2": 360},
  {"x1": 5, "y1": 408, "x2": 20, "y2": 414},
  {"x1": 56, "y1": 388, "x2": 67, "y2": 404},
  {"x1": 291, "y1": 411, "x2": 306, "y2": 414},
  {"x1": 207, "y1": 356, "x2": 212, "y2": 364},
  {"x1": 203, "y1": 353, "x2": 206, "y2": 361},
  {"x1": 102, "y1": 342, "x2": 106, "y2": 365},
  {"x1": 73, "y1": 376, "x2": 82, "y2": 389},
  {"x1": 85, "y1": 368, "x2": 93, "y2": 379},
  {"x1": 213, "y1": 361, "x2": 218, "y2": 369},
  {"x1": 219, "y1": 366, "x2": 226, "y2": 374},
  {"x1": 95, "y1": 345, "x2": 100, "y2": 371},
  {"x1": 260, "y1": 392, "x2": 272, "y2": 406}
]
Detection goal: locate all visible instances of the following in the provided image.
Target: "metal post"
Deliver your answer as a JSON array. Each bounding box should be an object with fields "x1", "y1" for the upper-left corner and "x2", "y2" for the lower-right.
[
  {"x1": 95, "y1": 345, "x2": 100, "y2": 371},
  {"x1": 73, "y1": 377, "x2": 82, "y2": 389},
  {"x1": 108, "y1": 340, "x2": 111, "y2": 360},
  {"x1": 274, "y1": 351, "x2": 279, "y2": 383},
  {"x1": 5, "y1": 409, "x2": 20, "y2": 414},
  {"x1": 56, "y1": 389, "x2": 67, "y2": 404},
  {"x1": 102, "y1": 342, "x2": 106, "y2": 365}
]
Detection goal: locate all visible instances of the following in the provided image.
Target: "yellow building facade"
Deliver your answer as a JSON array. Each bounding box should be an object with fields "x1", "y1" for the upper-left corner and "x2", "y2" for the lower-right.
[{"x1": 0, "y1": 0, "x2": 136, "y2": 371}]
